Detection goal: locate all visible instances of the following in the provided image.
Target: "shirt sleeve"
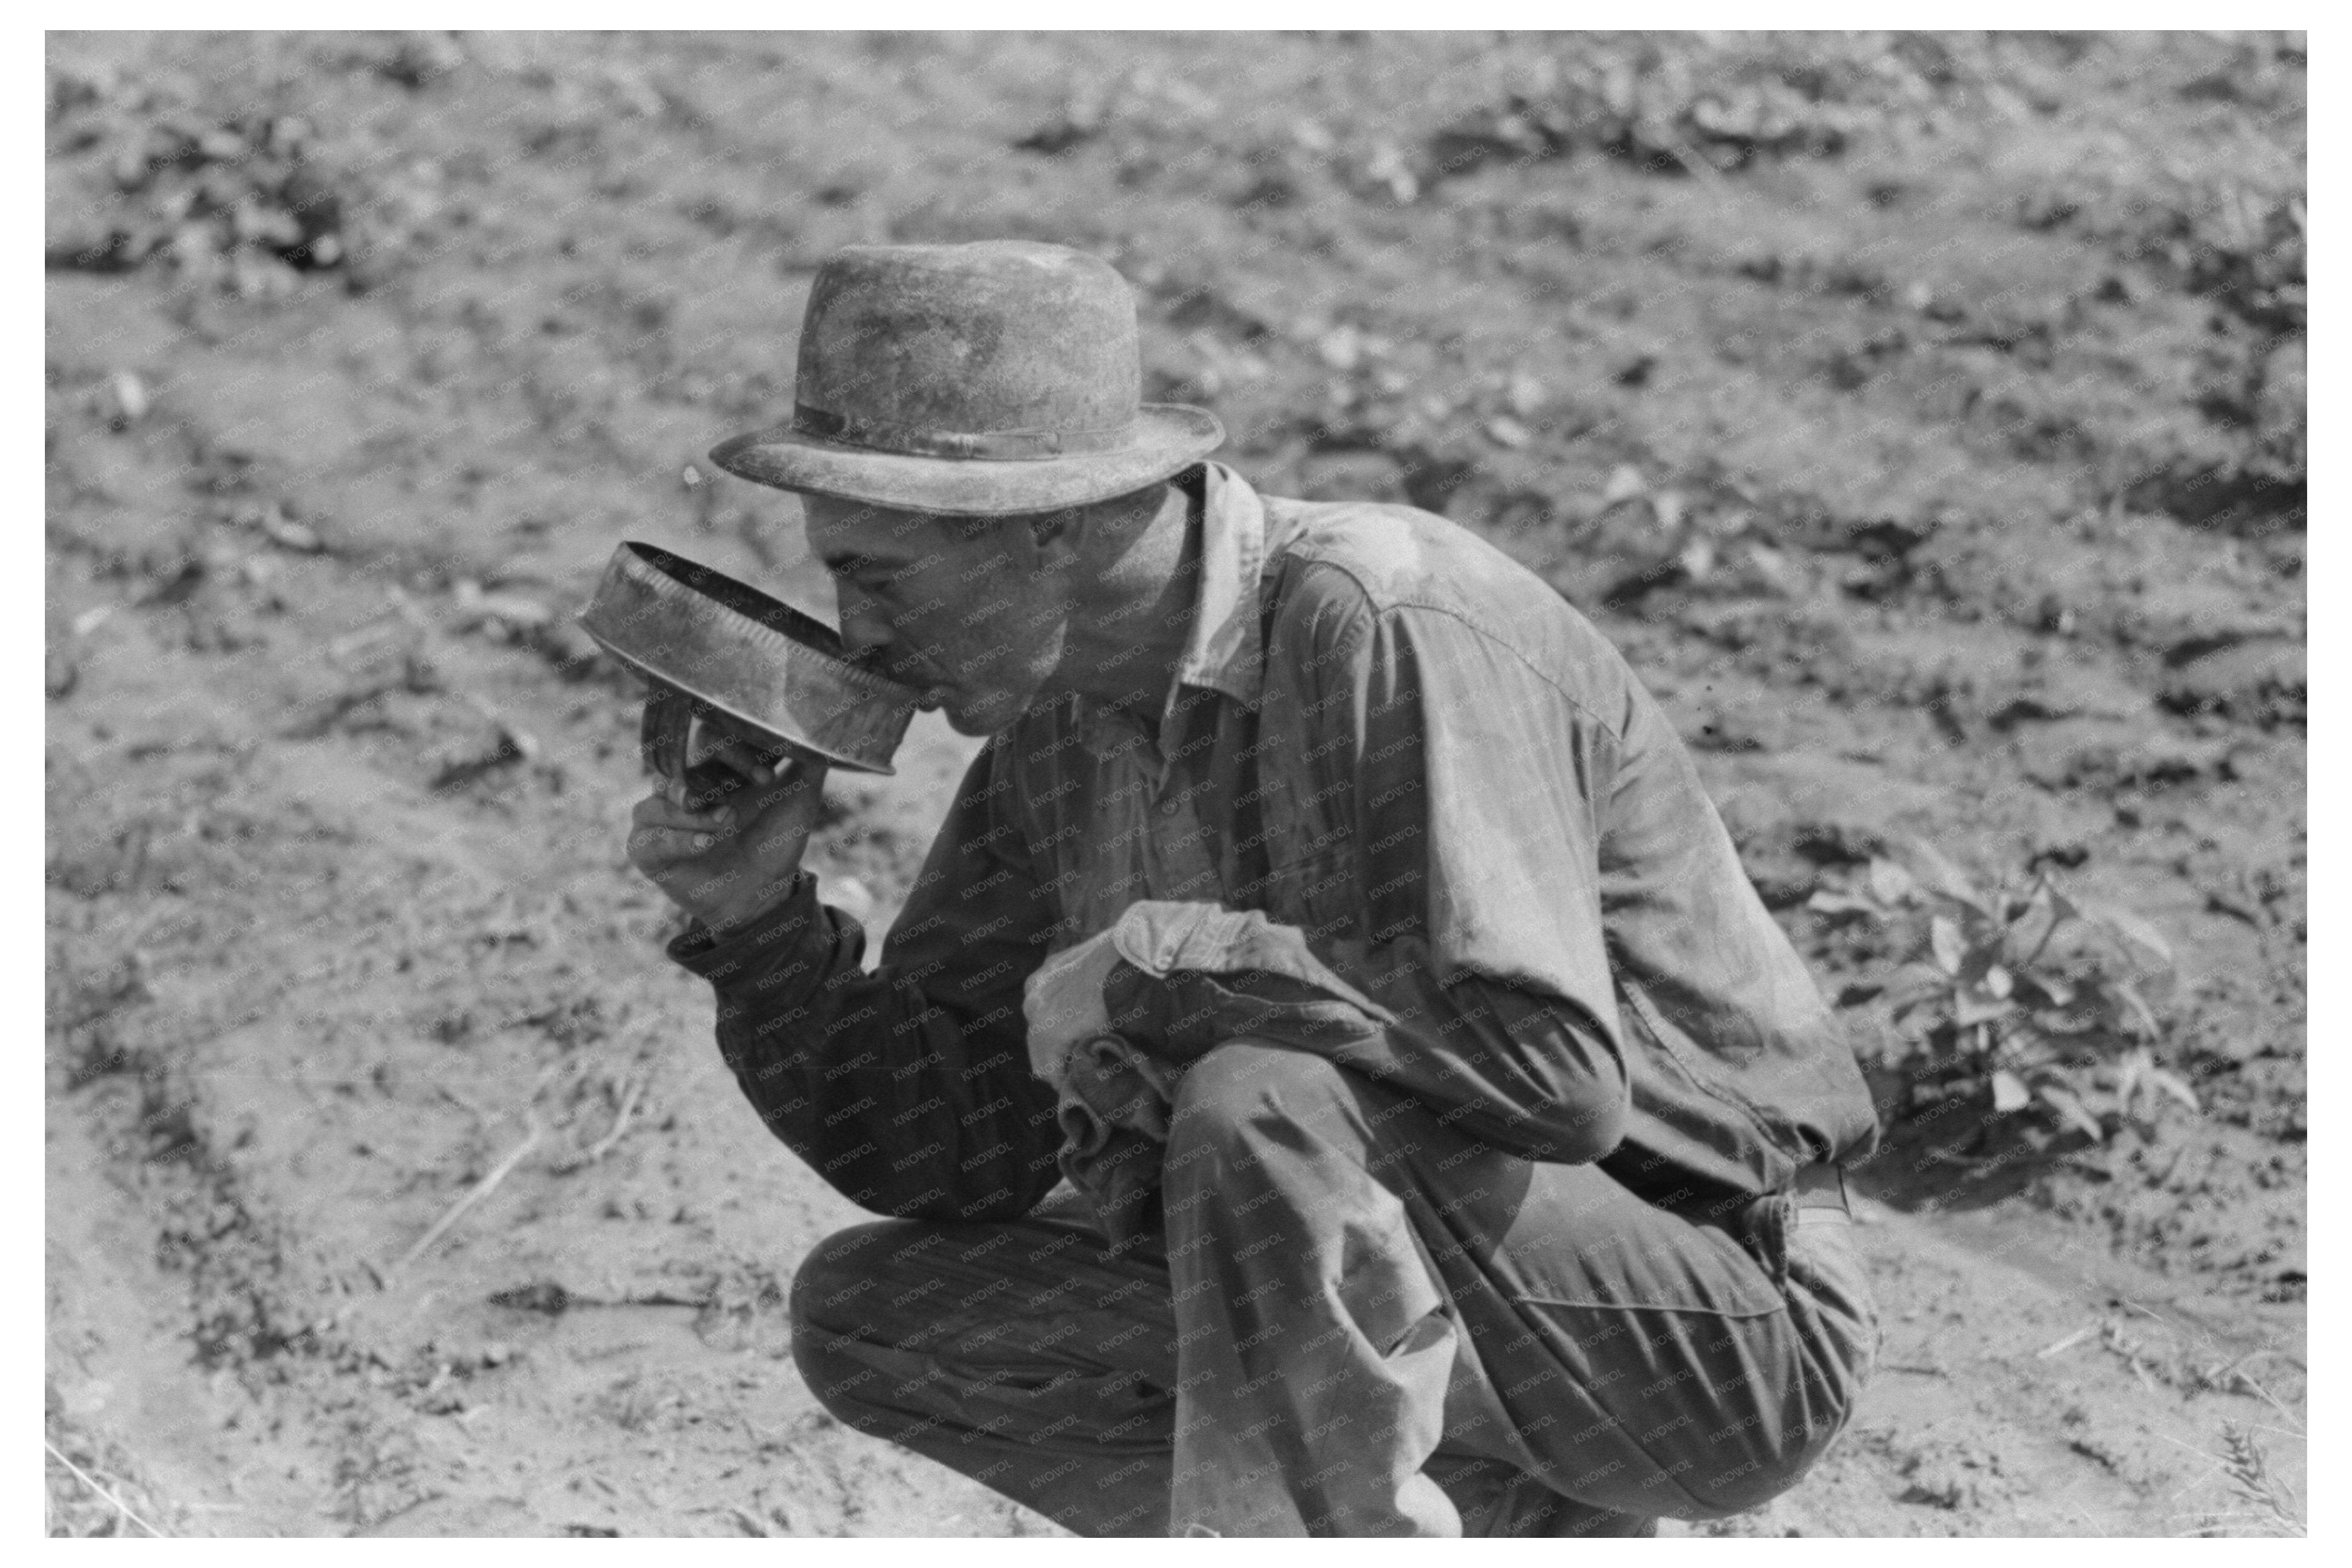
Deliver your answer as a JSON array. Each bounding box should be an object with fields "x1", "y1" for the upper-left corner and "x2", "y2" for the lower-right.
[
  {"x1": 668, "y1": 738, "x2": 1065, "y2": 1220},
  {"x1": 1102, "y1": 588, "x2": 1632, "y2": 1165}
]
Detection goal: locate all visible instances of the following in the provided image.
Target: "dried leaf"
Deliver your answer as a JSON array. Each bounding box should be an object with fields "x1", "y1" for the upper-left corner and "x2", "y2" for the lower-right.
[
  {"x1": 1983, "y1": 964, "x2": 2012, "y2": 1000},
  {"x1": 1991, "y1": 1068, "x2": 2030, "y2": 1112}
]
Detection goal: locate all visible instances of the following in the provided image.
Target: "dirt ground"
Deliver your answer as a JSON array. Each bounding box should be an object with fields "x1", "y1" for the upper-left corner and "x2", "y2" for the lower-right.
[{"x1": 45, "y1": 31, "x2": 2303, "y2": 1537}]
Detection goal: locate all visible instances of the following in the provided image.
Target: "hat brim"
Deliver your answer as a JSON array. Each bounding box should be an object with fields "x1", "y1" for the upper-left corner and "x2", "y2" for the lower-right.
[{"x1": 707, "y1": 405, "x2": 1225, "y2": 517}]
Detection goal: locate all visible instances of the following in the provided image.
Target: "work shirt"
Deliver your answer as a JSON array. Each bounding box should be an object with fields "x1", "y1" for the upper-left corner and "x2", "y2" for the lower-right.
[{"x1": 669, "y1": 462, "x2": 1878, "y2": 1225}]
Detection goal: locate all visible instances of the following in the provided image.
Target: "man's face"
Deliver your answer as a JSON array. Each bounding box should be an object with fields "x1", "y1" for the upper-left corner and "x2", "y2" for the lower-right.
[{"x1": 800, "y1": 494, "x2": 1070, "y2": 737}]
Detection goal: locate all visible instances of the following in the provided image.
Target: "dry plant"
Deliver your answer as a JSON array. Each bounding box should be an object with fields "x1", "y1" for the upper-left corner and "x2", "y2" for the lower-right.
[{"x1": 2217, "y1": 1421, "x2": 2303, "y2": 1537}]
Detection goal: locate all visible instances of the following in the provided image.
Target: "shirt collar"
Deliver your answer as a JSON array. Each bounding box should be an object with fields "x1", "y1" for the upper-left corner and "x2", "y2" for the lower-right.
[
  {"x1": 1164, "y1": 461, "x2": 1273, "y2": 716},
  {"x1": 1070, "y1": 463, "x2": 1281, "y2": 767}
]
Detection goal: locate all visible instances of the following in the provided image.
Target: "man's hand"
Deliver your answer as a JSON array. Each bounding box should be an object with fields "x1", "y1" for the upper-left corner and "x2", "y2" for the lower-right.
[
  {"x1": 1022, "y1": 927, "x2": 1127, "y2": 1084},
  {"x1": 626, "y1": 737, "x2": 832, "y2": 936}
]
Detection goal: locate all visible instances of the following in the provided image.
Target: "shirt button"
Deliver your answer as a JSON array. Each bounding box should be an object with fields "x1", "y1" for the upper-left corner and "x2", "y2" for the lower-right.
[{"x1": 1160, "y1": 801, "x2": 1180, "y2": 817}]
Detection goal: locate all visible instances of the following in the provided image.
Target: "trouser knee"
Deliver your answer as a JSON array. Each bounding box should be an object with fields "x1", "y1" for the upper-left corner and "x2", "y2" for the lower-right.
[
  {"x1": 788, "y1": 1219, "x2": 921, "y2": 1425},
  {"x1": 1167, "y1": 1038, "x2": 1353, "y2": 1165}
]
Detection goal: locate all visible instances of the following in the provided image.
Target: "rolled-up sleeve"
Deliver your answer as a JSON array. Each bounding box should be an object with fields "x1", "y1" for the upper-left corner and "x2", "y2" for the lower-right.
[{"x1": 669, "y1": 739, "x2": 1065, "y2": 1219}]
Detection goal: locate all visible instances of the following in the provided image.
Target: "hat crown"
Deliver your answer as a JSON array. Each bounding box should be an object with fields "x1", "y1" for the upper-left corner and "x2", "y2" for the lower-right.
[{"x1": 795, "y1": 242, "x2": 1141, "y2": 456}]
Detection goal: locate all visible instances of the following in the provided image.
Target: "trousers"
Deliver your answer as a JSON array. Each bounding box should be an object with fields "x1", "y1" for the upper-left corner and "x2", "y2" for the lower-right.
[{"x1": 789, "y1": 1040, "x2": 1877, "y2": 1537}]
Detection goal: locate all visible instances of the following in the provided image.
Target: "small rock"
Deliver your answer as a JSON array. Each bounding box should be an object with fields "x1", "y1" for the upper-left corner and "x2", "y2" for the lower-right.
[
  {"x1": 1315, "y1": 325, "x2": 1364, "y2": 371},
  {"x1": 453, "y1": 579, "x2": 554, "y2": 634},
  {"x1": 1364, "y1": 141, "x2": 1418, "y2": 204},
  {"x1": 260, "y1": 507, "x2": 324, "y2": 553},
  {"x1": 1600, "y1": 464, "x2": 1648, "y2": 507},
  {"x1": 109, "y1": 371, "x2": 148, "y2": 426},
  {"x1": 196, "y1": 127, "x2": 247, "y2": 162}
]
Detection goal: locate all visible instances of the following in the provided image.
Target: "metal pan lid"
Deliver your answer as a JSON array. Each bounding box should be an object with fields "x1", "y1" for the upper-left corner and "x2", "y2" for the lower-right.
[{"x1": 576, "y1": 541, "x2": 917, "y2": 775}]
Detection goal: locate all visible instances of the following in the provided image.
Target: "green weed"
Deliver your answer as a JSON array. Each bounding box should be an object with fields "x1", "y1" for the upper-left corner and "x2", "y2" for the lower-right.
[{"x1": 1814, "y1": 837, "x2": 2193, "y2": 1140}]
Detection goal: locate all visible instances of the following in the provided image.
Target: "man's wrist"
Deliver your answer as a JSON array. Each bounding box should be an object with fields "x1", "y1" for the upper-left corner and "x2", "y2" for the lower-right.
[
  {"x1": 669, "y1": 869, "x2": 820, "y2": 978},
  {"x1": 701, "y1": 868, "x2": 813, "y2": 940}
]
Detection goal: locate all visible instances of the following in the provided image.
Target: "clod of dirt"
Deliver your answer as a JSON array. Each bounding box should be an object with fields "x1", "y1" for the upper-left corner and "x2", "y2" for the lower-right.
[
  {"x1": 427, "y1": 719, "x2": 540, "y2": 793},
  {"x1": 488, "y1": 1281, "x2": 574, "y2": 1317},
  {"x1": 2157, "y1": 641, "x2": 2305, "y2": 726}
]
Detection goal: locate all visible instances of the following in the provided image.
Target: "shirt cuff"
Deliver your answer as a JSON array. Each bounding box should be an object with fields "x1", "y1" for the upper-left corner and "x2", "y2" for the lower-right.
[
  {"x1": 665, "y1": 871, "x2": 823, "y2": 983},
  {"x1": 1105, "y1": 899, "x2": 1390, "y2": 1020}
]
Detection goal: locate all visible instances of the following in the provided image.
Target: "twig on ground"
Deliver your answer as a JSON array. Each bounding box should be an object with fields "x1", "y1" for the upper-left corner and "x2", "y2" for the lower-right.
[
  {"x1": 487, "y1": 1278, "x2": 712, "y2": 1315},
  {"x1": 432, "y1": 1083, "x2": 492, "y2": 1125},
  {"x1": 587, "y1": 1075, "x2": 644, "y2": 1160},
  {"x1": 552, "y1": 1074, "x2": 645, "y2": 1174},
  {"x1": 2036, "y1": 1324, "x2": 2097, "y2": 1358},
  {"x1": 390, "y1": 1116, "x2": 542, "y2": 1277},
  {"x1": 44, "y1": 1438, "x2": 167, "y2": 1538},
  {"x1": 1658, "y1": 129, "x2": 1731, "y2": 190}
]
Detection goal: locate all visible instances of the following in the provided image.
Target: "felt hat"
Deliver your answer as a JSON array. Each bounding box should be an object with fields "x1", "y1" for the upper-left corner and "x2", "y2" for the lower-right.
[{"x1": 709, "y1": 240, "x2": 1225, "y2": 517}]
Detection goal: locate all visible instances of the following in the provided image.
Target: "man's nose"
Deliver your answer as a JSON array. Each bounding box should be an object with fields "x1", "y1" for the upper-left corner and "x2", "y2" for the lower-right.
[{"x1": 833, "y1": 584, "x2": 897, "y2": 665}]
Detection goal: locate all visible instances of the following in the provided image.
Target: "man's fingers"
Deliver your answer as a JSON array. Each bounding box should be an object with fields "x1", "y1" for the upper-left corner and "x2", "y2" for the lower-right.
[
  {"x1": 632, "y1": 793, "x2": 734, "y2": 831},
  {"x1": 629, "y1": 823, "x2": 722, "y2": 863},
  {"x1": 709, "y1": 737, "x2": 787, "y2": 787},
  {"x1": 738, "y1": 758, "x2": 830, "y2": 820}
]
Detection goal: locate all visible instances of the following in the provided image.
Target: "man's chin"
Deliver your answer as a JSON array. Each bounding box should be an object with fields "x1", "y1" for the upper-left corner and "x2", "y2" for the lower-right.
[{"x1": 937, "y1": 686, "x2": 1035, "y2": 738}]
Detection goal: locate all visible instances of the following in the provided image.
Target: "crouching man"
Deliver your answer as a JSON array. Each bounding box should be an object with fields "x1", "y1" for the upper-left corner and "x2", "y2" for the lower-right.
[{"x1": 625, "y1": 240, "x2": 1879, "y2": 1537}]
